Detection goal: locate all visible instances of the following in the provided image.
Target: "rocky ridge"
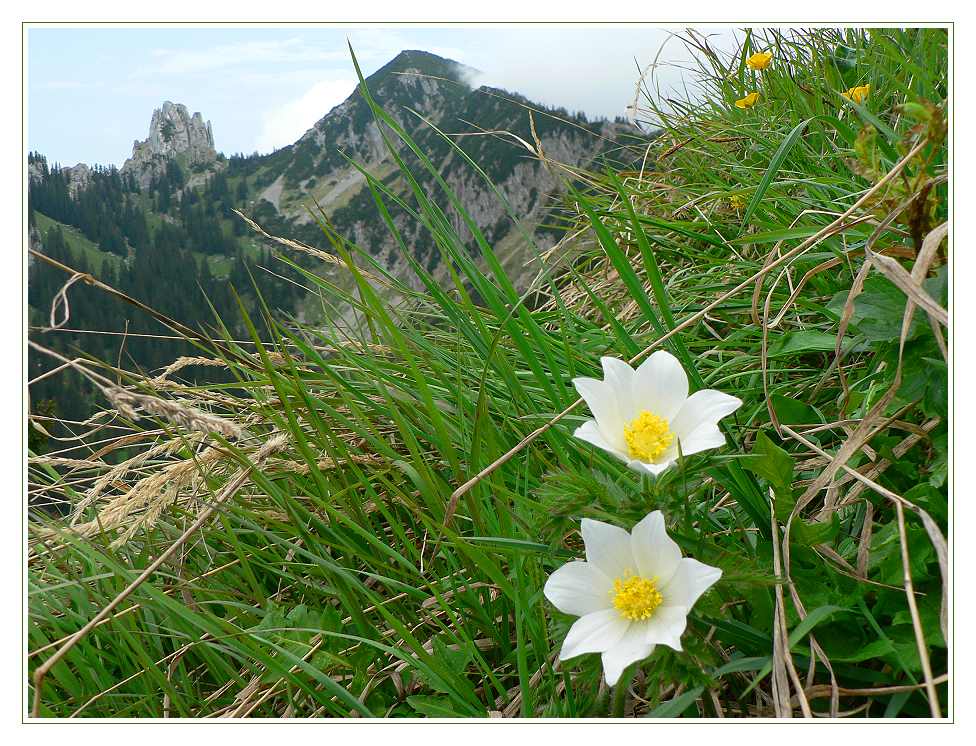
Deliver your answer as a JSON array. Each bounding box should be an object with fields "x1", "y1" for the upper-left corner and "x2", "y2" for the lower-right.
[{"x1": 248, "y1": 50, "x2": 631, "y2": 293}]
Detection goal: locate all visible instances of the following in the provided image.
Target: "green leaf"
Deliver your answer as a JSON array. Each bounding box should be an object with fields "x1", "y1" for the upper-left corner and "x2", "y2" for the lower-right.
[
  {"x1": 825, "y1": 637, "x2": 894, "y2": 663},
  {"x1": 792, "y1": 513, "x2": 842, "y2": 547},
  {"x1": 742, "y1": 118, "x2": 812, "y2": 226},
  {"x1": 770, "y1": 394, "x2": 823, "y2": 426},
  {"x1": 922, "y1": 357, "x2": 948, "y2": 419},
  {"x1": 767, "y1": 330, "x2": 845, "y2": 358},
  {"x1": 414, "y1": 638, "x2": 475, "y2": 696},
  {"x1": 712, "y1": 656, "x2": 770, "y2": 676},
  {"x1": 751, "y1": 605, "x2": 849, "y2": 685},
  {"x1": 827, "y1": 270, "x2": 945, "y2": 343},
  {"x1": 645, "y1": 686, "x2": 705, "y2": 717},
  {"x1": 407, "y1": 695, "x2": 468, "y2": 717},
  {"x1": 927, "y1": 431, "x2": 948, "y2": 489},
  {"x1": 787, "y1": 605, "x2": 849, "y2": 646},
  {"x1": 742, "y1": 430, "x2": 795, "y2": 500}
]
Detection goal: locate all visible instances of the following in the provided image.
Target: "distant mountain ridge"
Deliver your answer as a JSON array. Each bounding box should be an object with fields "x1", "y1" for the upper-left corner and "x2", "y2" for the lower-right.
[
  {"x1": 234, "y1": 49, "x2": 631, "y2": 292},
  {"x1": 28, "y1": 49, "x2": 637, "y2": 422},
  {"x1": 34, "y1": 49, "x2": 634, "y2": 297}
]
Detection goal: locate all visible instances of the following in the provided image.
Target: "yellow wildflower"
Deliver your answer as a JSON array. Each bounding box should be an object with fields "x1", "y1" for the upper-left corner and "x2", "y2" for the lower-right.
[
  {"x1": 735, "y1": 92, "x2": 760, "y2": 109},
  {"x1": 729, "y1": 194, "x2": 746, "y2": 210},
  {"x1": 746, "y1": 51, "x2": 773, "y2": 71},
  {"x1": 841, "y1": 84, "x2": 871, "y2": 104}
]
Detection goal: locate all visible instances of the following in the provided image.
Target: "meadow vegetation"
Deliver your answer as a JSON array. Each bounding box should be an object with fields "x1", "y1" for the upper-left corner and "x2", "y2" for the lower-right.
[{"x1": 28, "y1": 27, "x2": 949, "y2": 718}]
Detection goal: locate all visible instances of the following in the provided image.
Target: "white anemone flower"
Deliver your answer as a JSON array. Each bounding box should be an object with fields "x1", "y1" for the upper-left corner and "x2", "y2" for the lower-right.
[
  {"x1": 544, "y1": 511, "x2": 722, "y2": 686},
  {"x1": 572, "y1": 352, "x2": 743, "y2": 476}
]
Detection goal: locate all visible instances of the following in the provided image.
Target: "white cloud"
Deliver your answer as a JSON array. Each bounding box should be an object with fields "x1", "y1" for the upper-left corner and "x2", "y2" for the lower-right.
[
  {"x1": 139, "y1": 31, "x2": 468, "y2": 79},
  {"x1": 253, "y1": 77, "x2": 357, "y2": 153},
  {"x1": 462, "y1": 27, "x2": 740, "y2": 121},
  {"x1": 343, "y1": 28, "x2": 466, "y2": 66},
  {"x1": 44, "y1": 80, "x2": 88, "y2": 90},
  {"x1": 30, "y1": 27, "x2": 746, "y2": 164},
  {"x1": 139, "y1": 38, "x2": 348, "y2": 76}
]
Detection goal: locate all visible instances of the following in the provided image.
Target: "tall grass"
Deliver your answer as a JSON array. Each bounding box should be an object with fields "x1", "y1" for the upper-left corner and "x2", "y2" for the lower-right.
[{"x1": 28, "y1": 27, "x2": 948, "y2": 718}]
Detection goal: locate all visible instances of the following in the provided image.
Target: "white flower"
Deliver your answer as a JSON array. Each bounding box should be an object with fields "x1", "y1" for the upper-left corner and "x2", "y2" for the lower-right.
[
  {"x1": 544, "y1": 511, "x2": 722, "y2": 686},
  {"x1": 572, "y1": 352, "x2": 743, "y2": 476}
]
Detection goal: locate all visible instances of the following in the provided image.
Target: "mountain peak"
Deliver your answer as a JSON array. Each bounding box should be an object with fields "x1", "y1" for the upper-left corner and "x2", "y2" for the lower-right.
[
  {"x1": 370, "y1": 49, "x2": 479, "y2": 86},
  {"x1": 389, "y1": 49, "x2": 457, "y2": 66},
  {"x1": 121, "y1": 101, "x2": 217, "y2": 188}
]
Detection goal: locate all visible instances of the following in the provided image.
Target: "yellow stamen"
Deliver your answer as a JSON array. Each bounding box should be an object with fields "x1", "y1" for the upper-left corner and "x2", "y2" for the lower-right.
[
  {"x1": 612, "y1": 573, "x2": 663, "y2": 621},
  {"x1": 623, "y1": 410, "x2": 673, "y2": 463}
]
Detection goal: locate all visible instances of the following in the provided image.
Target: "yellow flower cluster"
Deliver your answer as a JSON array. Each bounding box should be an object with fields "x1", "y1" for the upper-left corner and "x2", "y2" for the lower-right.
[
  {"x1": 736, "y1": 49, "x2": 772, "y2": 110},
  {"x1": 736, "y1": 50, "x2": 872, "y2": 110}
]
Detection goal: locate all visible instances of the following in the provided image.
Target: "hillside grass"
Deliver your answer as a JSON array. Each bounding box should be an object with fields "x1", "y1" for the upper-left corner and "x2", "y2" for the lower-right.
[
  {"x1": 33, "y1": 209, "x2": 264, "y2": 280},
  {"x1": 33, "y1": 212, "x2": 122, "y2": 272},
  {"x1": 27, "y1": 27, "x2": 949, "y2": 719}
]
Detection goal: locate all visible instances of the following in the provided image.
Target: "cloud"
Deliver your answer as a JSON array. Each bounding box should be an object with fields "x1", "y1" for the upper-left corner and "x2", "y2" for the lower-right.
[
  {"x1": 139, "y1": 31, "x2": 468, "y2": 79},
  {"x1": 253, "y1": 77, "x2": 357, "y2": 153},
  {"x1": 43, "y1": 80, "x2": 88, "y2": 90},
  {"x1": 138, "y1": 38, "x2": 348, "y2": 76},
  {"x1": 29, "y1": 27, "x2": 743, "y2": 164},
  {"x1": 343, "y1": 28, "x2": 466, "y2": 65},
  {"x1": 460, "y1": 27, "x2": 740, "y2": 121}
]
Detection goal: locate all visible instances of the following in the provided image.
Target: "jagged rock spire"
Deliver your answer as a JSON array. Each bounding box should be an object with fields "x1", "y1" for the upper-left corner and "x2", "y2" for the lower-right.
[{"x1": 122, "y1": 101, "x2": 217, "y2": 188}]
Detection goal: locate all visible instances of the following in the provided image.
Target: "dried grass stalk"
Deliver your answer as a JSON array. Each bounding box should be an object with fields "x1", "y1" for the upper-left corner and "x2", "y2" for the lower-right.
[{"x1": 106, "y1": 386, "x2": 243, "y2": 440}]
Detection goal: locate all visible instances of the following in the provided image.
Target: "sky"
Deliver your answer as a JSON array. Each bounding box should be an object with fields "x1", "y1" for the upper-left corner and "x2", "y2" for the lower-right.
[{"x1": 27, "y1": 25, "x2": 739, "y2": 167}]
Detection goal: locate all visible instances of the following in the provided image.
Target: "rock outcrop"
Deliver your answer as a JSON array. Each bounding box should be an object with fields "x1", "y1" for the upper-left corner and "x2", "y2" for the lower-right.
[
  {"x1": 61, "y1": 163, "x2": 92, "y2": 197},
  {"x1": 122, "y1": 101, "x2": 217, "y2": 188},
  {"x1": 27, "y1": 156, "x2": 92, "y2": 197}
]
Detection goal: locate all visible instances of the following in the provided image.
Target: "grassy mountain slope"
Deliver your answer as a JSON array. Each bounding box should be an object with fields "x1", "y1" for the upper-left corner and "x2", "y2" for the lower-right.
[{"x1": 28, "y1": 28, "x2": 948, "y2": 719}]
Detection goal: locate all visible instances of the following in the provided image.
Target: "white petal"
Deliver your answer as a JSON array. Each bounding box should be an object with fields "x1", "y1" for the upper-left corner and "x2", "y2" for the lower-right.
[
  {"x1": 627, "y1": 457, "x2": 676, "y2": 477},
  {"x1": 544, "y1": 561, "x2": 613, "y2": 617},
  {"x1": 574, "y1": 419, "x2": 628, "y2": 461},
  {"x1": 677, "y1": 423, "x2": 727, "y2": 457},
  {"x1": 559, "y1": 608, "x2": 630, "y2": 660},
  {"x1": 572, "y1": 378, "x2": 625, "y2": 448},
  {"x1": 582, "y1": 518, "x2": 635, "y2": 579},
  {"x1": 601, "y1": 624, "x2": 654, "y2": 686},
  {"x1": 670, "y1": 389, "x2": 742, "y2": 440},
  {"x1": 642, "y1": 605, "x2": 688, "y2": 651},
  {"x1": 600, "y1": 357, "x2": 636, "y2": 417},
  {"x1": 632, "y1": 350, "x2": 689, "y2": 421},
  {"x1": 630, "y1": 511, "x2": 681, "y2": 585},
  {"x1": 661, "y1": 557, "x2": 722, "y2": 610}
]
